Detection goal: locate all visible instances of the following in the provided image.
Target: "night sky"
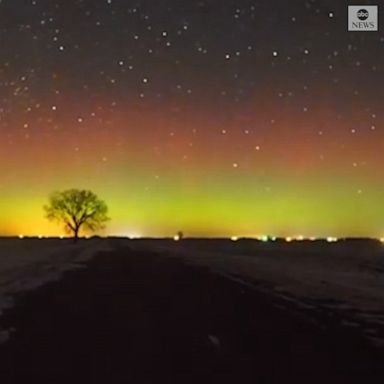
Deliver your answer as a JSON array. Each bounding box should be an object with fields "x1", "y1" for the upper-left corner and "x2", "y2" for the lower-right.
[{"x1": 0, "y1": 0, "x2": 383, "y2": 238}]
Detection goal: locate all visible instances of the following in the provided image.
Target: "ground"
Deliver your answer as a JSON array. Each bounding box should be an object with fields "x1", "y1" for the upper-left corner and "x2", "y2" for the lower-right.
[{"x1": 0, "y1": 238, "x2": 384, "y2": 383}]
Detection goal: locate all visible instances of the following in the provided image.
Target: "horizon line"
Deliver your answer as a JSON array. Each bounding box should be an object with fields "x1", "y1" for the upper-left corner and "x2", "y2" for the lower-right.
[{"x1": 2, "y1": 235, "x2": 384, "y2": 243}]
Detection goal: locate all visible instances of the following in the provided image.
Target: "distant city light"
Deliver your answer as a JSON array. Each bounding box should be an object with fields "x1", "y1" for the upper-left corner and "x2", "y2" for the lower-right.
[
  {"x1": 326, "y1": 237, "x2": 338, "y2": 243},
  {"x1": 18, "y1": 234, "x2": 24, "y2": 239},
  {"x1": 260, "y1": 235, "x2": 269, "y2": 242},
  {"x1": 231, "y1": 236, "x2": 239, "y2": 241},
  {"x1": 173, "y1": 235, "x2": 180, "y2": 241},
  {"x1": 124, "y1": 232, "x2": 142, "y2": 239},
  {"x1": 285, "y1": 237, "x2": 292, "y2": 242}
]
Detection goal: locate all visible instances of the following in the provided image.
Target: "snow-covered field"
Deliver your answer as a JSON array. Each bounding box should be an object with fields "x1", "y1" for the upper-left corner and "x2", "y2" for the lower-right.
[
  {"x1": 130, "y1": 238, "x2": 384, "y2": 347},
  {"x1": 1, "y1": 237, "x2": 384, "y2": 346},
  {"x1": 0, "y1": 238, "x2": 113, "y2": 342},
  {"x1": 155, "y1": 239, "x2": 384, "y2": 310}
]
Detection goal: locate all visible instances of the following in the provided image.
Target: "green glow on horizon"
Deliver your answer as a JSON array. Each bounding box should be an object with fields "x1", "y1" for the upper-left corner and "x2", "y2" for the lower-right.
[{"x1": 1, "y1": 168, "x2": 384, "y2": 238}]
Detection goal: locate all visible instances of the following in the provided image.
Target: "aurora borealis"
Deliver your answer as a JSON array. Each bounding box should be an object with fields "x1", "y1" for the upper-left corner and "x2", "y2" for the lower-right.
[{"x1": 0, "y1": 0, "x2": 384, "y2": 238}]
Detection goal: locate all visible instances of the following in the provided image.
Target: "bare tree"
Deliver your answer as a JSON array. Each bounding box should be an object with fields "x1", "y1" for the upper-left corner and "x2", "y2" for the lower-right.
[{"x1": 44, "y1": 189, "x2": 109, "y2": 241}]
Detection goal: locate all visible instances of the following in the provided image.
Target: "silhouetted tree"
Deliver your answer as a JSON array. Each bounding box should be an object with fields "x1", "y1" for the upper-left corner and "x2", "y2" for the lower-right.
[{"x1": 44, "y1": 189, "x2": 109, "y2": 242}]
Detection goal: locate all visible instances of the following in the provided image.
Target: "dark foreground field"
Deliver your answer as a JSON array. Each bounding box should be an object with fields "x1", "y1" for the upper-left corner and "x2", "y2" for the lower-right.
[{"x1": 0, "y1": 245, "x2": 384, "y2": 383}]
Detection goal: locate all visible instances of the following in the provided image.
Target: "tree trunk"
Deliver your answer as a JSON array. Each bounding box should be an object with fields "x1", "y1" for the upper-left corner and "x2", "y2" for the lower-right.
[{"x1": 74, "y1": 227, "x2": 79, "y2": 243}]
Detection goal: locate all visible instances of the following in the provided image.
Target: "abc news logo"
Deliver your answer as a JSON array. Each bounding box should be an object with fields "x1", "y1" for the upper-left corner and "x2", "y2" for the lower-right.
[
  {"x1": 348, "y1": 6, "x2": 378, "y2": 31},
  {"x1": 357, "y1": 9, "x2": 369, "y2": 20}
]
